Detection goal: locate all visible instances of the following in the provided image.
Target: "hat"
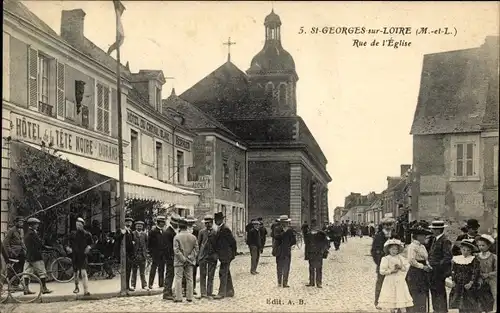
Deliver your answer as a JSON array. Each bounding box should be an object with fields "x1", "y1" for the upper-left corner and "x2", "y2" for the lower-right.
[
  {"x1": 185, "y1": 215, "x2": 197, "y2": 224},
  {"x1": 429, "y1": 220, "x2": 448, "y2": 229},
  {"x1": 457, "y1": 239, "x2": 478, "y2": 252},
  {"x1": 156, "y1": 216, "x2": 166, "y2": 222},
  {"x1": 14, "y1": 216, "x2": 25, "y2": 222},
  {"x1": 27, "y1": 217, "x2": 41, "y2": 224},
  {"x1": 383, "y1": 239, "x2": 404, "y2": 254},
  {"x1": 465, "y1": 219, "x2": 480, "y2": 230},
  {"x1": 252, "y1": 220, "x2": 260, "y2": 225},
  {"x1": 214, "y1": 212, "x2": 225, "y2": 220},
  {"x1": 408, "y1": 225, "x2": 433, "y2": 236},
  {"x1": 278, "y1": 215, "x2": 291, "y2": 222},
  {"x1": 381, "y1": 217, "x2": 395, "y2": 225},
  {"x1": 76, "y1": 217, "x2": 85, "y2": 224},
  {"x1": 202, "y1": 214, "x2": 213, "y2": 223},
  {"x1": 169, "y1": 213, "x2": 181, "y2": 224},
  {"x1": 125, "y1": 217, "x2": 134, "y2": 223},
  {"x1": 135, "y1": 221, "x2": 144, "y2": 225},
  {"x1": 477, "y1": 234, "x2": 495, "y2": 245},
  {"x1": 177, "y1": 217, "x2": 188, "y2": 226}
]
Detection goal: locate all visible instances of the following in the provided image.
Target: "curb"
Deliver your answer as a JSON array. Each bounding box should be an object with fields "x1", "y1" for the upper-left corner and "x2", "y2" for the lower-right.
[{"x1": 25, "y1": 250, "x2": 267, "y2": 304}]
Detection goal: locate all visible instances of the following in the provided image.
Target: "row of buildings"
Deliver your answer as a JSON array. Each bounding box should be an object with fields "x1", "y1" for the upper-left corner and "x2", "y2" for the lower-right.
[
  {"x1": 337, "y1": 36, "x2": 499, "y2": 233},
  {"x1": 1, "y1": 1, "x2": 331, "y2": 237}
]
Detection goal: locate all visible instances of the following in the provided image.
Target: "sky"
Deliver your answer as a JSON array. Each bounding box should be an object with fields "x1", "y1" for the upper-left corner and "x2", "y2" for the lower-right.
[{"x1": 22, "y1": 1, "x2": 498, "y2": 219}]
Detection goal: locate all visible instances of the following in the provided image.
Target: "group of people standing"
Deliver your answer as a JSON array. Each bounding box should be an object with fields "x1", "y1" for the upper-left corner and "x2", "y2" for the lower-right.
[{"x1": 371, "y1": 217, "x2": 497, "y2": 313}]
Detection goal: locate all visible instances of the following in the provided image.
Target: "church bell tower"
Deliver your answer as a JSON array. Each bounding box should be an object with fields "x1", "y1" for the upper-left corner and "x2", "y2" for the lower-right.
[{"x1": 247, "y1": 10, "x2": 299, "y2": 116}]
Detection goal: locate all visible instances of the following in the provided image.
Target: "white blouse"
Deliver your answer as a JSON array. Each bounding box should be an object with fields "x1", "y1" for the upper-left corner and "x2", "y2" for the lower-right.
[{"x1": 407, "y1": 240, "x2": 430, "y2": 269}]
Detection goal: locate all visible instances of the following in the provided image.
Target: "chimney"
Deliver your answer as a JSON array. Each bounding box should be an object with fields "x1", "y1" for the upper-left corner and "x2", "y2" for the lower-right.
[
  {"x1": 400, "y1": 164, "x2": 411, "y2": 177},
  {"x1": 61, "y1": 9, "x2": 86, "y2": 48}
]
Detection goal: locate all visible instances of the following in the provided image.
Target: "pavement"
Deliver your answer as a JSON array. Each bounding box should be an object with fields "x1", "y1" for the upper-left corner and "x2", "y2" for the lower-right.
[{"x1": 0, "y1": 237, "x2": 459, "y2": 313}]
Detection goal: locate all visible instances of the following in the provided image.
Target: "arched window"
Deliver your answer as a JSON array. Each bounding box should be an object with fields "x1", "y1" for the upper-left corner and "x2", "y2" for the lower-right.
[
  {"x1": 279, "y1": 83, "x2": 287, "y2": 106},
  {"x1": 265, "y1": 82, "x2": 274, "y2": 96}
]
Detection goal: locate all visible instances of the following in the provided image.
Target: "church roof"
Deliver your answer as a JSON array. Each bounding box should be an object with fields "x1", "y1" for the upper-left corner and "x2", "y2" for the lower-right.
[
  {"x1": 410, "y1": 37, "x2": 499, "y2": 135},
  {"x1": 265, "y1": 9, "x2": 282, "y2": 26},
  {"x1": 163, "y1": 90, "x2": 239, "y2": 139},
  {"x1": 180, "y1": 61, "x2": 249, "y2": 106}
]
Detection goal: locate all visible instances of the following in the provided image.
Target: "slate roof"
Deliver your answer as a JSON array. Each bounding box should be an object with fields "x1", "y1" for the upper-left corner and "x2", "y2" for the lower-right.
[
  {"x1": 4, "y1": 0, "x2": 58, "y2": 37},
  {"x1": 130, "y1": 70, "x2": 166, "y2": 83},
  {"x1": 163, "y1": 91, "x2": 239, "y2": 139},
  {"x1": 180, "y1": 61, "x2": 249, "y2": 105},
  {"x1": 411, "y1": 37, "x2": 499, "y2": 135}
]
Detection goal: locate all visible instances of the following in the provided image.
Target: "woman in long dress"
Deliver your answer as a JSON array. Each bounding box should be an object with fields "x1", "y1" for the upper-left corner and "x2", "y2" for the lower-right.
[
  {"x1": 449, "y1": 239, "x2": 481, "y2": 313},
  {"x1": 378, "y1": 239, "x2": 414, "y2": 313},
  {"x1": 475, "y1": 235, "x2": 496, "y2": 313},
  {"x1": 405, "y1": 225, "x2": 433, "y2": 313}
]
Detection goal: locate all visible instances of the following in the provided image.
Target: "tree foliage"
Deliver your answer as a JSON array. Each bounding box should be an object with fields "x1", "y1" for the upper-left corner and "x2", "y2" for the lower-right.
[{"x1": 9, "y1": 142, "x2": 100, "y2": 241}]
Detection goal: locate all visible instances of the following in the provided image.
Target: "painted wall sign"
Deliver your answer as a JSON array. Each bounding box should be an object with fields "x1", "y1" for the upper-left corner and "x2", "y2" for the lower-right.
[
  {"x1": 175, "y1": 135, "x2": 191, "y2": 151},
  {"x1": 11, "y1": 113, "x2": 118, "y2": 163},
  {"x1": 127, "y1": 110, "x2": 170, "y2": 142}
]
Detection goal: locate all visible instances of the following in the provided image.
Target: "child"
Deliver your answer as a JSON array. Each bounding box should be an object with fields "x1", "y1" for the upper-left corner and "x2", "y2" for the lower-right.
[
  {"x1": 449, "y1": 239, "x2": 481, "y2": 313},
  {"x1": 378, "y1": 239, "x2": 414, "y2": 313},
  {"x1": 475, "y1": 234, "x2": 496, "y2": 313}
]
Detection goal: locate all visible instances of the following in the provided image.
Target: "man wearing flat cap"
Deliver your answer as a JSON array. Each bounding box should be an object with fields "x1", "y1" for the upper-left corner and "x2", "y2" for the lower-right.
[
  {"x1": 197, "y1": 214, "x2": 217, "y2": 299},
  {"x1": 65, "y1": 217, "x2": 93, "y2": 295},
  {"x1": 148, "y1": 215, "x2": 167, "y2": 289},
  {"x1": 246, "y1": 219, "x2": 262, "y2": 275},
  {"x1": 4, "y1": 216, "x2": 26, "y2": 287},
  {"x1": 23, "y1": 217, "x2": 52, "y2": 294},
  {"x1": 162, "y1": 213, "x2": 180, "y2": 300},
  {"x1": 213, "y1": 211, "x2": 237, "y2": 299},
  {"x1": 452, "y1": 219, "x2": 481, "y2": 256},
  {"x1": 115, "y1": 217, "x2": 136, "y2": 291},
  {"x1": 131, "y1": 221, "x2": 148, "y2": 290},
  {"x1": 427, "y1": 220, "x2": 453, "y2": 313}
]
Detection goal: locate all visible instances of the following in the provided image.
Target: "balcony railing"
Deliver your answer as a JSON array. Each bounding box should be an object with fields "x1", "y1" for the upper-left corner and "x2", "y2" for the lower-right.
[{"x1": 38, "y1": 101, "x2": 53, "y2": 117}]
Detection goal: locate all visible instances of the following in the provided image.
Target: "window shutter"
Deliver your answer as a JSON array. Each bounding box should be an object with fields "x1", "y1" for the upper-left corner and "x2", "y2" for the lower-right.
[
  {"x1": 28, "y1": 47, "x2": 38, "y2": 107},
  {"x1": 103, "y1": 86, "x2": 110, "y2": 133},
  {"x1": 97, "y1": 84, "x2": 103, "y2": 131},
  {"x1": 56, "y1": 62, "x2": 65, "y2": 117}
]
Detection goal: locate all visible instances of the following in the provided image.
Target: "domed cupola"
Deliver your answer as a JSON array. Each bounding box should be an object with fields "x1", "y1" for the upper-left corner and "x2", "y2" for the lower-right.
[{"x1": 248, "y1": 9, "x2": 297, "y2": 77}]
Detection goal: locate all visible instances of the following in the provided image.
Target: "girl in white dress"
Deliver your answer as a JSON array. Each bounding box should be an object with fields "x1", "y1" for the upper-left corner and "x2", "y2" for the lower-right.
[{"x1": 378, "y1": 239, "x2": 414, "y2": 313}]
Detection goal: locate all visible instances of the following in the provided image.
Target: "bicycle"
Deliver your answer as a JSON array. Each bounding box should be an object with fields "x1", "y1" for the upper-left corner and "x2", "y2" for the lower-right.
[
  {"x1": 42, "y1": 248, "x2": 74, "y2": 283},
  {"x1": 0, "y1": 259, "x2": 42, "y2": 303}
]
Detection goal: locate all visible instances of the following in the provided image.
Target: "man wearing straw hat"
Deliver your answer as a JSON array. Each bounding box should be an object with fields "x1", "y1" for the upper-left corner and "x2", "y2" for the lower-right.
[
  {"x1": 131, "y1": 220, "x2": 148, "y2": 291},
  {"x1": 274, "y1": 215, "x2": 296, "y2": 288},
  {"x1": 66, "y1": 217, "x2": 93, "y2": 295},
  {"x1": 427, "y1": 220, "x2": 453, "y2": 313}
]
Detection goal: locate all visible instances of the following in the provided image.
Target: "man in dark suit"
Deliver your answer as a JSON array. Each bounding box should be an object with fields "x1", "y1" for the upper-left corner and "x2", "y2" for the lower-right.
[
  {"x1": 162, "y1": 213, "x2": 180, "y2": 301},
  {"x1": 452, "y1": 219, "x2": 480, "y2": 256},
  {"x1": 247, "y1": 219, "x2": 262, "y2": 275},
  {"x1": 23, "y1": 217, "x2": 52, "y2": 294},
  {"x1": 213, "y1": 212, "x2": 237, "y2": 300},
  {"x1": 427, "y1": 220, "x2": 453, "y2": 313},
  {"x1": 370, "y1": 217, "x2": 397, "y2": 309},
  {"x1": 115, "y1": 217, "x2": 136, "y2": 291},
  {"x1": 197, "y1": 214, "x2": 217, "y2": 299},
  {"x1": 304, "y1": 219, "x2": 329, "y2": 288},
  {"x1": 257, "y1": 217, "x2": 267, "y2": 253},
  {"x1": 148, "y1": 216, "x2": 167, "y2": 289},
  {"x1": 274, "y1": 215, "x2": 296, "y2": 287}
]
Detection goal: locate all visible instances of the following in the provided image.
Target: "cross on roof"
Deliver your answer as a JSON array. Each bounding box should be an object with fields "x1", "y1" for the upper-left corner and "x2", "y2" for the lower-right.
[{"x1": 223, "y1": 37, "x2": 236, "y2": 62}]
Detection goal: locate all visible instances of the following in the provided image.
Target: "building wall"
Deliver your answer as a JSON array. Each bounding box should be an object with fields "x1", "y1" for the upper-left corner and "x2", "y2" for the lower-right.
[
  {"x1": 248, "y1": 161, "x2": 290, "y2": 226},
  {"x1": 213, "y1": 136, "x2": 246, "y2": 204},
  {"x1": 481, "y1": 133, "x2": 498, "y2": 231},
  {"x1": 413, "y1": 133, "x2": 491, "y2": 230}
]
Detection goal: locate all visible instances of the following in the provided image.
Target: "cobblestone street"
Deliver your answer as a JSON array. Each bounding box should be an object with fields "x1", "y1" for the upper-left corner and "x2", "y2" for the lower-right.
[{"x1": 2, "y1": 237, "x2": 383, "y2": 313}]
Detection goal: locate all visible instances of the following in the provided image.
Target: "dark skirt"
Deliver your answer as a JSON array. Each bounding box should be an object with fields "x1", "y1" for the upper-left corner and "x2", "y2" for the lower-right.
[
  {"x1": 406, "y1": 261, "x2": 429, "y2": 313},
  {"x1": 449, "y1": 283, "x2": 479, "y2": 311},
  {"x1": 476, "y1": 281, "x2": 494, "y2": 312}
]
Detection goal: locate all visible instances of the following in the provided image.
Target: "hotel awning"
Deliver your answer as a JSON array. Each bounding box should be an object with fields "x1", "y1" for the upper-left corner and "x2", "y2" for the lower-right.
[{"x1": 22, "y1": 142, "x2": 199, "y2": 206}]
